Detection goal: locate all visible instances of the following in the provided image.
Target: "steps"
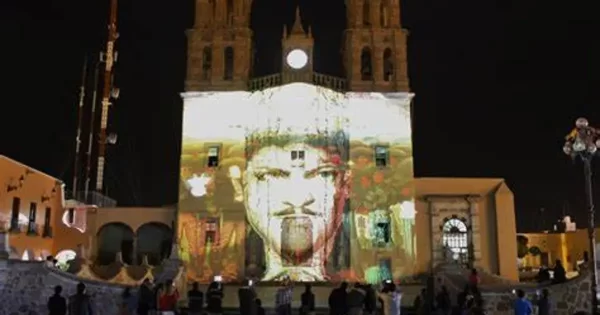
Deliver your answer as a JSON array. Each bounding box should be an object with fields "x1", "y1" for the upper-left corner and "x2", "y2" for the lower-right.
[{"x1": 177, "y1": 307, "x2": 417, "y2": 315}]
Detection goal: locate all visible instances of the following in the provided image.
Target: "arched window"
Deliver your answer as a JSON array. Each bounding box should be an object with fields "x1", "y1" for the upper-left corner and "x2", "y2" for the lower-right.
[
  {"x1": 380, "y1": 3, "x2": 388, "y2": 27},
  {"x1": 383, "y1": 48, "x2": 394, "y2": 81},
  {"x1": 136, "y1": 222, "x2": 173, "y2": 265},
  {"x1": 442, "y1": 218, "x2": 469, "y2": 264},
  {"x1": 362, "y1": 1, "x2": 370, "y2": 26},
  {"x1": 227, "y1": 0, "x2": 233, "y2": 24},
  {"x1": 224, "y1": 46, "x2": 234, "y2": 80},
  {"x1": 360, "y1": 47, "x2": 372, "y2": 81},
  {"x1": 96, "y1": 222, "x2": 135, "y2": 265},
  {"x1": 202, "y1": 46, "x2": 212, "y2": 80}
]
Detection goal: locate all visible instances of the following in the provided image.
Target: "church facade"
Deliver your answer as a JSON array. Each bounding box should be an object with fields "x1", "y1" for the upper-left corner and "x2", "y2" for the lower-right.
[{"x1": 177, "y1": 0, "x2": 519, "y2": 283}]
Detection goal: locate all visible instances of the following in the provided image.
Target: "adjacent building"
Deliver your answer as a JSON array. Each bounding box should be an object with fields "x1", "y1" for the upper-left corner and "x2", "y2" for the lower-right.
[{"x1": 0, "y1": 155, "x2": 65, "y2": 259}]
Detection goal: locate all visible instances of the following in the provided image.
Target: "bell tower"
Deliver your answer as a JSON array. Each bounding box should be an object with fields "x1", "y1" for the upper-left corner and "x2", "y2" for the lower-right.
[
  {"x1": 281, "y1": 6, "x2": 314, "y2": 84},
  {"x1": 343, "y1": 0, "x2": 409, "y2": 92},
  {"x1": 185, "y1": 0, "x2": 254, "y2": 91}
]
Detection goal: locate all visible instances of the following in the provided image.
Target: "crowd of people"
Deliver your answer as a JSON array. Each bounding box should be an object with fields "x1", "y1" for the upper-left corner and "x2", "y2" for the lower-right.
[
  {"x1": 46, "y1": 278, "x2": 182, "y2": 315},
  {"x1": 44, "y1": 265, "x2": 583, "y2": 315}
]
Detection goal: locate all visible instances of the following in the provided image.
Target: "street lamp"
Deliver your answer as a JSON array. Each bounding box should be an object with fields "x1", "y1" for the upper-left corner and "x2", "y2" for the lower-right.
[{"x1": 563, "y1": 117, "x2": 600, "y2": 314}]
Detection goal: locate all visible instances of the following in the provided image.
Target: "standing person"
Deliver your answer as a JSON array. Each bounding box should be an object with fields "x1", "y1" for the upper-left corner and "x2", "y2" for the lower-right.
[
  {"x1": 552, "y1": 260, "x2": 567, "y2": 284},
  {"x1": 45, "y1": 256, "x2": 56, "y2": 268},
  {"x1": 68, "y1": 282, "x2": 93, "y2": 315},
  {"x1": 121, "y1": 287, "x2": 137, "y2": 315},
  {"x1": 435, "y1": 286, "x2": 451, "y2": 315},
  {"x1": 158, "y1": 279, "x2": 179, "y2": 314},
  {"x1": 48, "y1": 285, "x2": 67, "y2": 315},
  {"x1": 378, "y1": 283, "x2": 401, "y2": 315},
  {"x1": 206, "y1": 281, "x2": 224, "y2": 315},
  {"x1": 329, "y1": 282, "x2": 348, "y2": 315},
  {"x1": 363, "y1": 284, "x2": 377, "y2": 315},
  {"x1": 238, "y1": 279, "x2": 257, "y2": 315},
  {"x1": 300, "y1": 284, "x2": 315, "y2": 315},
  {"x1": 137, "y1": 279, "x2": 155, "y2": 315},
  {"x1": 188, "y1": 282, "x2": 204, "y2": 315},
  {"x1": 256, "y1": 299, "x2": 266, "y2": 315},
  {"x1": 275, "y1": 277, "x2": 294, "y2": 315},
  {"x1": 154, "y1": 282, "x2": 165, "y2": 314},
  {"x1": 468, "y1": 269, "x2": 480, "y2": 289},
  {"x1": 347, "y1": 283, "x2": 366, "y2": 315},
  {"x1": 536, "y1": 289, "x2": 551, "y2": 315},
  {"x1": 513, "y1": 290, "x2": 533, "y2": 315}
]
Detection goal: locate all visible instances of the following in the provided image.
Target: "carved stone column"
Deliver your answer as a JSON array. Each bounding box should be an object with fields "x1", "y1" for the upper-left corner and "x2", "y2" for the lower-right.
[
  {"x1": 466, "y1": 196, "x2": 482, "y2": 268},
  {"x1": 87, "y1": 208, "x2": 98, "y2": 261},
  {"x1": 424, "y1": 197, "x2": 443, "y2": 269},
  {"x1": 132, "y1": 235, "x2": 138, "y2": 265},
  {"x1": 0, "y1": 231, "x2": 8, "y2": 290},
  {"x1": 0, "y1": 231, "x2": 9, "y2": 260}
]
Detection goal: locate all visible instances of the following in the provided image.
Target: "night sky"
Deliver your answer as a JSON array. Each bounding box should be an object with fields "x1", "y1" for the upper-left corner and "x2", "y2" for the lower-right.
[{"x1": 3, "y1": 0, "x2": 599, "y2": 232}]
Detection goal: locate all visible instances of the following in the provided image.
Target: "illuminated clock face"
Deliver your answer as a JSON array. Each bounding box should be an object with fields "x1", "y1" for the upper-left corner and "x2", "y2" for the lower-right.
[{"x1": 286, "y1": 49, "x2": 308, "y2": 69}]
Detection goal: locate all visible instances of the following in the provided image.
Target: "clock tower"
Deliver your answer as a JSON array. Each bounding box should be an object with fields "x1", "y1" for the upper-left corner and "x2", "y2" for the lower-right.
[{"x1": 281, "y1": 6, "x2": 313, "y2": 84}]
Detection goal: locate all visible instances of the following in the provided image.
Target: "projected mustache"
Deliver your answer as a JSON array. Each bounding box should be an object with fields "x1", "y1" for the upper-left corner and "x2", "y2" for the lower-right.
[{"x1": 273, "y1": 199, "x2": 321, "y2": 217}]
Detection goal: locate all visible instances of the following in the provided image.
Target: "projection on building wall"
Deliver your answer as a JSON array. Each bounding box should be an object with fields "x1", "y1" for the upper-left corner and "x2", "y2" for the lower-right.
[{"x1": 178, "y1": 83, "x2": 415, "y2": 283}]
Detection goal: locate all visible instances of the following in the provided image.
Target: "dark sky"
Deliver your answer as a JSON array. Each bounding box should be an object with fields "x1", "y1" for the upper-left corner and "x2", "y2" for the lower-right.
[{"x1": 3, "y1": 0, "x2": 599, "y2": 232}]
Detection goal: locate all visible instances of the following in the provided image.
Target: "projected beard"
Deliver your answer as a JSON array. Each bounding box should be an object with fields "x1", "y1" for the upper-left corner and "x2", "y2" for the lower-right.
[{"x1": 238, "y1": 137, "x2": 349, "y2": 282}]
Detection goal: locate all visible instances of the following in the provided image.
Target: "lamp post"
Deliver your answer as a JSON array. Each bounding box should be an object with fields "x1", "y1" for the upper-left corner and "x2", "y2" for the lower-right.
[{"x1": 563, "y1": 117, "x2": 600, "y2": 314}]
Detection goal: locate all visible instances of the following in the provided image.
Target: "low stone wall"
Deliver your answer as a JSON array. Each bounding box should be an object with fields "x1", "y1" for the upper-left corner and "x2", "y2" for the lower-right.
[
  {"x1": 436, "y1": 264, "x2": 593, "y2": 315},
  {"x1": 480, "y1": 270, "x2": 592, "y2": 315},
  {"x1": 0, "y1": 259, "x2": 129, "y2": 315}
]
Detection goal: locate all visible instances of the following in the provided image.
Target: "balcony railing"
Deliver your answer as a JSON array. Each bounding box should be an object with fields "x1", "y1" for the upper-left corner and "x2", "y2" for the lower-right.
[
  {"x1": 248, "y1": 72, "x2": 346, "y2": 93},
  {"x1": 66, "y1": 190, "x2": 117, "y2": 208},
  {"x1": 4, "y1": 221, "x2": 46, "y2": 236}
]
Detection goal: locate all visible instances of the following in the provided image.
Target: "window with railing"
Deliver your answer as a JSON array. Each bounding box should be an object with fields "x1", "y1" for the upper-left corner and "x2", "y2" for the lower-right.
[
  {"x1": 27, "y1": 202, "x2": 38, "y2": 235},
  {"x1": 42, "y1": 207, "x2": 52, "y2": 238},
  {"x1": 9, "y1": 197, "x2": 20, "y2": 232}
]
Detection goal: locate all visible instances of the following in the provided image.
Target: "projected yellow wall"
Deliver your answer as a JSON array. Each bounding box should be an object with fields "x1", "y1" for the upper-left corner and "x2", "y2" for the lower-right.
[{"x1": 178, "y1": 83, "x2": 415, "y2": 283}]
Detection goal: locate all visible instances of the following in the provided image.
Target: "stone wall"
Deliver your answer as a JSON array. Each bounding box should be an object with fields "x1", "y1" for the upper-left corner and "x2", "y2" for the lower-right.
[
  {"x1": 0, "y1": 259, "x2": 129, "y2": 315},
  {"x1": 480, "y1": 271, "x2": 592, "y2": 315},
  {"x1": 436, "y1": 263, "x2": 593, "y2": 315}
]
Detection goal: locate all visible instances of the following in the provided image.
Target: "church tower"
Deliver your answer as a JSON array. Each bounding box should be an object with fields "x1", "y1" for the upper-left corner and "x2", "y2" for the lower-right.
[
  {"x1": 343, "y1": 0, "x2": 409, "y2": 92},
  {"x1": 281, "y1": 6, "x2": 314, "y2": 84},
  {"x1": 185, "y1": 0, "x2": 253, "y2": 91}
]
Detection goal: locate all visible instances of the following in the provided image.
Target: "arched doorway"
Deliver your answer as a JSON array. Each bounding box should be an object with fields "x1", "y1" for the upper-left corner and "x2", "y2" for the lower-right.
[
  {"x1": 442, "y1": 218, "x2": 469, "y2": 265},
  {"x1": 97, "y1": 222, "x2": 135, "y2": 265},
  {"x1": 136, "y1": 222, "x2": 173, "y2": 265}
]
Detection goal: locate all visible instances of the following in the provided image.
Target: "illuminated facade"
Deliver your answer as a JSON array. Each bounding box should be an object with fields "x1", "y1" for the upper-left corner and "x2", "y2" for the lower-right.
[
  {"x1": 0, "y1": 155, "x2": 65, "y2": 260},
  {"x1": 519, "y1": 227, "x2": 599, "y2": 272},
  {"x1": 177, "y1": 0, "x2": 520, "y2": 284},
  {"x1": 179, "y1": 85, "x2": 414, "y2": 282}
]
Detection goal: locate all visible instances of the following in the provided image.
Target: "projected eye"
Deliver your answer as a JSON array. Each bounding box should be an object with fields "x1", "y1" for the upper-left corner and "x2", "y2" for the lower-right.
[
  {"x1": 305, "y1": 168, "x2": 335, "y2": 179},
  {"x1": 319, "y1": 170, "x2": 335, "y2": 179},
  {"x1": 254, "y1": 169, "x2": 289, "y2": 181}
]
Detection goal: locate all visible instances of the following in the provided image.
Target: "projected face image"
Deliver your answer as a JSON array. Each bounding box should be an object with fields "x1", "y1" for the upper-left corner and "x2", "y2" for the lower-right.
[
  {"x1": 178, "y1": 84, "x2": 417, "y2": 284},
  {"x1": 243, "y1": 143, "x2": 347, "y2": 281}
]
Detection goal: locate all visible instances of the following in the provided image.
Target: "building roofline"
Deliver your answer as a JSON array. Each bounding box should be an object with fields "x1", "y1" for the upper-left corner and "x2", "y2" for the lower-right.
[{"x1": 0, "y1": 155, "x2": 64, "y2": 185}]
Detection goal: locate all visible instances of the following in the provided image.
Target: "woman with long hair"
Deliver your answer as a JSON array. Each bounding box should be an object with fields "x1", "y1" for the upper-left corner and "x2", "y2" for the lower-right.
[{"x1": 157, "y1": 280, "x2": 179, "y2": 314}]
